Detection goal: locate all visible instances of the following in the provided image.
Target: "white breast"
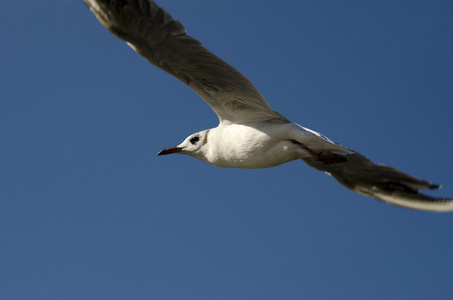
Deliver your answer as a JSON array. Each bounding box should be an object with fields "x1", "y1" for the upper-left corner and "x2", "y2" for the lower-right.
[{"x1": 203, "y1": 122, "x2": 302, "y2": 168}]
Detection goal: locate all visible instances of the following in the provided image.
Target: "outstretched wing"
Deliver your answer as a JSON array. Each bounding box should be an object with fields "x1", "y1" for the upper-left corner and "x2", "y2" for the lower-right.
[
  {"x1": 302, "y1": 150, "x2": 453, "y2": 212},
  {"x1": 83, "y1": 0, "x2": 286, "y2": 123}
]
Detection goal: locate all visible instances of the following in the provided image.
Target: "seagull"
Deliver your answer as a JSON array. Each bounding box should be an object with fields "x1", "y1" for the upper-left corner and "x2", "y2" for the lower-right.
[{"x1": 83, "y1": 0, "x2": 453, "y2": 212}]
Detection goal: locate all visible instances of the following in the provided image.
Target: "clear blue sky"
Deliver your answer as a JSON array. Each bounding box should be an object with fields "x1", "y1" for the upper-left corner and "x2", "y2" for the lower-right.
[{"x1": 2, "y1": 0, "x2": 453, "y2": 299}]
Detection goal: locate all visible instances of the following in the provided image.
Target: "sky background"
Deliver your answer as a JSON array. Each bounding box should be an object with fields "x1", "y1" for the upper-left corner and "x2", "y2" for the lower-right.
[{"x1": 2, "y1": 0, "x2": 453, "y2": 299}]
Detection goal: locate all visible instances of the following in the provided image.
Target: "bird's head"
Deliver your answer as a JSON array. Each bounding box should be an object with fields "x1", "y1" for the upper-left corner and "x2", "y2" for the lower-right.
[{"x1": 157, "y1": 130, "x2": 210, "y2": 159}]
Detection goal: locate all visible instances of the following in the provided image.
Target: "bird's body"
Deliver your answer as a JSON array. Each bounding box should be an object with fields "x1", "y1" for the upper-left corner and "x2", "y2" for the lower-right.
[
  {"x1": 199, "y1": 123, "x2": 295, "y2": 169},
  {"x1": 83, "y1": 0, "x2": 453, "y2": 212},
  {"x1": 180, "y1": 122, "x2": 351, "y2": 169}
]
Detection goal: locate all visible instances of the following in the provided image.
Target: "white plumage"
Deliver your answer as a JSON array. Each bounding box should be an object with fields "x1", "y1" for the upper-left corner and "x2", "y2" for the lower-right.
[{"x1": 83, "y1": 0, "x2": 453, "y2": 212}]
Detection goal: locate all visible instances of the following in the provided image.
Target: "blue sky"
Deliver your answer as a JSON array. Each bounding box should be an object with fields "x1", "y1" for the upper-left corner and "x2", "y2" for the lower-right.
[{"x1": 2, "y1": 0, "x2": 453, "y2": 299}]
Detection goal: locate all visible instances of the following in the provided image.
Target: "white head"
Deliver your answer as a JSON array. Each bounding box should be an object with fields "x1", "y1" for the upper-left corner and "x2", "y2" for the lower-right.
[{"x1": 157, "y1": 129, "x2": 210, "y2": 160}]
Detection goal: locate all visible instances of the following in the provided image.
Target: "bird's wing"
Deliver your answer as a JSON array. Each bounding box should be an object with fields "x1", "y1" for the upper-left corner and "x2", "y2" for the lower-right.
[
  {"x1": 301, "y1": 149, "x2": 453, "y2": 212},
  {"x1": 83, "y1": 0, "x2": 286, "y2": 123}
]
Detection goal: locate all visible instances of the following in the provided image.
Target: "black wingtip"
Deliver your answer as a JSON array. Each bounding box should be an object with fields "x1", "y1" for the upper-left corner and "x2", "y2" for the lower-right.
[{"x1": 430, "y1": 183, "x2": 442, "y2": 190}]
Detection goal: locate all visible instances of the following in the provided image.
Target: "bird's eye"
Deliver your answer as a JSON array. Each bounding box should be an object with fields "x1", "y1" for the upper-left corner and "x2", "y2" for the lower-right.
[{"x1": 190, "y1": 136, "x2": 200, "y2": 144}]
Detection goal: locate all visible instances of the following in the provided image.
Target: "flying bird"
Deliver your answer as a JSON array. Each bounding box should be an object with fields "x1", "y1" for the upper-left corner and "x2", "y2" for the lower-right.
[{"x1": 83, "y1": 0, "x2": 453, "y2": 212}]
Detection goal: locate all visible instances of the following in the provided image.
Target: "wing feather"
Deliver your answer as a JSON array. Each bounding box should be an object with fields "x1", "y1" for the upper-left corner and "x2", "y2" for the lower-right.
[
  {"x1": 302, "y1": 151, "x2": 453, "y2": 212},
  {"x1": 83, "y1": 0, "x2": 286, "y2": 123}
]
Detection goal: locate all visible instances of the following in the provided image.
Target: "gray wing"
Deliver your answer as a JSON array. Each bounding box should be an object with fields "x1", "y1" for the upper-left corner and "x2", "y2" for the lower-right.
[
  {"x1": 83, "y1": 0, "x2": 286, "y2": 123},
  {"x1": 302, "y1": 151, "x2": 453, "y2": 212}
]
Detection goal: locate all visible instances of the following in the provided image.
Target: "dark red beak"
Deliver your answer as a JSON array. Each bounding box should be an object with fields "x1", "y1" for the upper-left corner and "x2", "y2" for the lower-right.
[{"x1": 157, "y1": 146, "x2": 183, "y2": 156}]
